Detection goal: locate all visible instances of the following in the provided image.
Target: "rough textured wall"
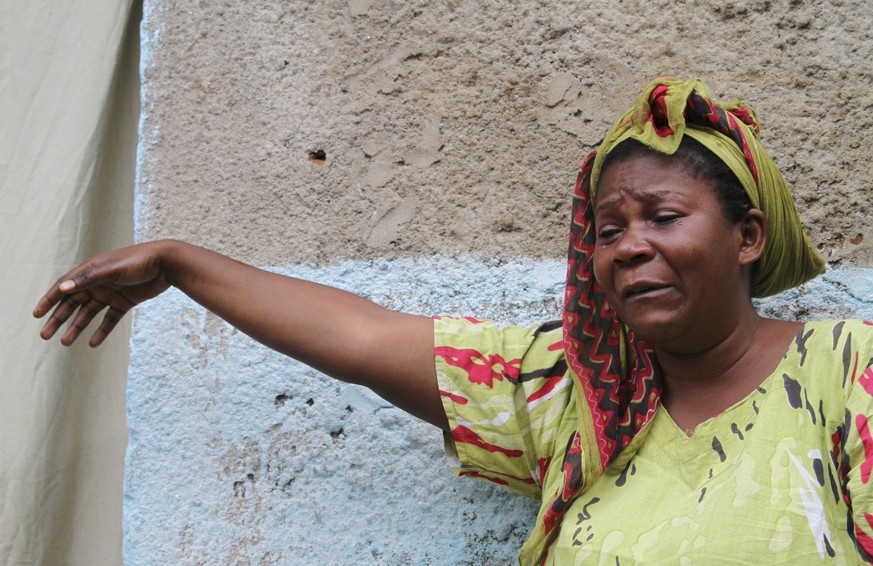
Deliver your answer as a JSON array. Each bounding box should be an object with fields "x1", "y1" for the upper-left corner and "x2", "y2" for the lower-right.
[
  {"x1": 139, "y1": 0, "x2": 872, "y2": 265},
  {"x1": 131, "y1": 0, "x2": 873, "y2": 564}
]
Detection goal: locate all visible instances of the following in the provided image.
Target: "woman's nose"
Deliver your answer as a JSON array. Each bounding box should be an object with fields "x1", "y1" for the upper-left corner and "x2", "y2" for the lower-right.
[{"x1": 613, "y1": 227, "x2": 654, "y2": 264}]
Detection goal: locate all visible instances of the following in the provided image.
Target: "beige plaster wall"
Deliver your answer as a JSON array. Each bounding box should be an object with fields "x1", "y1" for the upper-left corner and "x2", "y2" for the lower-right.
[{"x1": 139, "y1": 0, "x2": 873, "y2": 267}]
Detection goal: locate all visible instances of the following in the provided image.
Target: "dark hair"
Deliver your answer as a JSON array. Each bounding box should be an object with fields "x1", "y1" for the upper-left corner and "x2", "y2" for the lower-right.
[{"x1": 597, "y1": 136, "x2": 753, "y2": 223}]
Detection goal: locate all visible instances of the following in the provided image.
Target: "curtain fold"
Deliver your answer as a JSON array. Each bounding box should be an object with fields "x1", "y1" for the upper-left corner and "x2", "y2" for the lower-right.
[{"x1": 0, "y1": 1, "x2": 140, "y2": 564}]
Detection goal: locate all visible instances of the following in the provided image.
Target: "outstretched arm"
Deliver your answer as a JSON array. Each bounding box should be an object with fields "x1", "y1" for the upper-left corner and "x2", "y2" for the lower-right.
[{"x1": 33, "y1": 240, "x2": 446, "y2": 429}]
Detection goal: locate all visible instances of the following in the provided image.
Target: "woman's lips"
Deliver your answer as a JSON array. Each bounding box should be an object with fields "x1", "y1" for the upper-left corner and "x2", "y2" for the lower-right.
[{"x1": 621, "y1": 283, "x2": 673, "y2": 301}]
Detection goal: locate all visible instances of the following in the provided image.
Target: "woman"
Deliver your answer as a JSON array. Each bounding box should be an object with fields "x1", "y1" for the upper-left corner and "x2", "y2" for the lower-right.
[{"x1": 34, "y1": 78, "x2": 873, "y2": 563}]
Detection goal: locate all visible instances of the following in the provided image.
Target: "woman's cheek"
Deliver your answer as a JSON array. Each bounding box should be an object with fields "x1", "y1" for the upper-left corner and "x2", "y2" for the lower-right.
[{"x1": 591, "y1": 252, "x2": 610, "y2": 291}]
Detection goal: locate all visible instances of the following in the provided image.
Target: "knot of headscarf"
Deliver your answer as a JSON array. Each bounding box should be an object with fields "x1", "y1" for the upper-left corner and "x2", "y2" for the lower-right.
[{"x1": 520, "y1": 78, "x2": 826, "y2": 565}]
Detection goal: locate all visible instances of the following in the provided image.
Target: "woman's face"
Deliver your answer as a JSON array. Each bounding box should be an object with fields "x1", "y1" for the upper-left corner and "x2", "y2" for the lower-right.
[{"x1": 592, "y1": 152, "x2": 754, "y2": 354}]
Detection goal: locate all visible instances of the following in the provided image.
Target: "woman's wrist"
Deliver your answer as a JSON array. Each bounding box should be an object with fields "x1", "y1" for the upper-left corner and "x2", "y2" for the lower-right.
[{"x1": 153, "y1": 239, "x2": 194, "y2": 289}]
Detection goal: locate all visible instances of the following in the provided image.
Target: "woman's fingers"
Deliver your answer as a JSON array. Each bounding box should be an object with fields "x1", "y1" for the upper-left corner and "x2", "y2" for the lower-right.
[
  {"x1": 33, "y1": 263, "x2": 99, "y2": 319},
  {"x1": 38, "y1": 291, "x2": 88, "y2": 339},
  {"x1": 59, "y1": 296, "x2": 109, "y2": 346},
  {"x1": 35, "y1": 243, "x2": 174, "y2": 346},
  {"x1": 33, "y1": 278, "x2": 73, "y2": 319},
  {"x1": 88, "y1": 307, "x2": 127, "y2": 347},
  {"x1": 38, "y1": 286, "x2": 132, "y2": 346}
]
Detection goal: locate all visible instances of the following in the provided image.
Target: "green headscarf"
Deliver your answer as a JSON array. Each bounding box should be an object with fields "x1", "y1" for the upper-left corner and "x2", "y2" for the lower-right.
[{"x1": 588, "y1": 77, "x2": 825, "y2": 297}]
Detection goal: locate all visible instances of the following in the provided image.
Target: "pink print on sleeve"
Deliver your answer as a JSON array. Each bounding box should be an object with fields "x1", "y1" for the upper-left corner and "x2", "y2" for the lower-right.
[
  {"x1": 452, "y1": 425, "x2": 523, "y2": 457},
  {"x1": 435, "y1": 346, "x2": 521, "y2": 387},
  {"x1": 439, "y1": 389, "x2": 469, "y2": 405}
]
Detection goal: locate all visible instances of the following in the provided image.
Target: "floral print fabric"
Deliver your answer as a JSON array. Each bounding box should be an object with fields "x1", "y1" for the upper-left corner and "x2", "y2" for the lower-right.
[{"x1": 436, "y1": 316, "x2": 873, "y2": 564}]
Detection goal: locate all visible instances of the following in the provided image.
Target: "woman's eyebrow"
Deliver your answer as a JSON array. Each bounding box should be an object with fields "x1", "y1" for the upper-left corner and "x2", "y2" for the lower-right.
[{"x1": 595, "y1": 189, "x2": 677, "y2": 213}]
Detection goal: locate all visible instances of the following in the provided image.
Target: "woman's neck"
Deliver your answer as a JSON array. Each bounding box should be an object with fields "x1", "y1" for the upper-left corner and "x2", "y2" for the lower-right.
[{"x1": 655, "y1": 313, "x2": 802, "y2": 435}]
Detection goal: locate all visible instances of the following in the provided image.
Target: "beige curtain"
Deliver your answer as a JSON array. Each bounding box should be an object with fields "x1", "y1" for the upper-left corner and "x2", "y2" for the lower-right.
[{"x1": 0, "y1": 1, "x2": 140, "y2": 564}]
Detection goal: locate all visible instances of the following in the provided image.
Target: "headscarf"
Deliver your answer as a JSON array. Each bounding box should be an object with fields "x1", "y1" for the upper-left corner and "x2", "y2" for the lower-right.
[
  {"x1": 587, "y1": 77, "x2": 824, "y2": 297},
  {"x1": 520, "y1": 77, "x2": 825, "y2": 565}
]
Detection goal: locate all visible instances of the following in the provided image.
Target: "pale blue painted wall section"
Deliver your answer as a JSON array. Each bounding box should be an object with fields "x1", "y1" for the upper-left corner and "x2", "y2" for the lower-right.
[
  {"x1": 125, "y1": 258, "x2": 872, "y2": 565},
  {"x1": 125, "y1": 257, "x2": 562, "y2": 565}
]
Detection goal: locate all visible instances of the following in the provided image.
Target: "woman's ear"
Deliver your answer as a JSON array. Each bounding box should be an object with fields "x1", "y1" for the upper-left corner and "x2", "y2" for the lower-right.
[{"x1": 738, "y1": 208, "x2": 767, "y2": 267}]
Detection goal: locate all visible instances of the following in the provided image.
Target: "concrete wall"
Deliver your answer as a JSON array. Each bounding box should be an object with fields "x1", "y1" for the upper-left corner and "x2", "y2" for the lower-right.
[{"x1": 131, "y1": 1, "x2": 873, "y2": 563}]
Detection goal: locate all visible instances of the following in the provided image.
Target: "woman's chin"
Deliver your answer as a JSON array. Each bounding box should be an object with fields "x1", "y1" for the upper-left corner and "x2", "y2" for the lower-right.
[{"x1": 622, "y1": 315, "x2": 689, "y2": 348}]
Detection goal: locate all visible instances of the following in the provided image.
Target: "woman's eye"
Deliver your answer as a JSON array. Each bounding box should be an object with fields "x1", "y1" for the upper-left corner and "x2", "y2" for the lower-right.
[
  {"x1": 597, "y1": 227, "x2": 621, "y2": 240},
  {"x1": 654, "y1": 214, "x2": 682, "y2": 224}
]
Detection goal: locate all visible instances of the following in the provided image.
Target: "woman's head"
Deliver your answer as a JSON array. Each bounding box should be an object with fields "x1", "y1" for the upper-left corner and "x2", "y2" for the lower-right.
[
  {"x1": 578, "y1": 78, "x2": 824, "y2": 298},
  {"x1": 590, "y1": 144, "x2": 768, "y2": 350}
]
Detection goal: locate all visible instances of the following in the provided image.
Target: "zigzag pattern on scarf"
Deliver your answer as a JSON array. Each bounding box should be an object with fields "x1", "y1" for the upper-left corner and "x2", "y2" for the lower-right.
[
  {"x1": 539, "y1": 151, "x2": 662, "y2": 546},
  {"x1": 565, "y1": 152, "x2": 661, "y2": 470}
]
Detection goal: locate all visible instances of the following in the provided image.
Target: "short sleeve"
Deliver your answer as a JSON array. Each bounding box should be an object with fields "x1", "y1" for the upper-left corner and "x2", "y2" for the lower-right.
[
  {"x1": 841, "y1": 321, "x2": 873, "y2": 560},
  {"x1": 434, "y1": 316, "x2": 573, "y2": 499}
]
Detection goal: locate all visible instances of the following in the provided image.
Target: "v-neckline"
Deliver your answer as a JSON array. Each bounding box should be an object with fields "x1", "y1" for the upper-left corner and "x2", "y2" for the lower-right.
[
  {"x1": 655, "y1": 322, "x2": 806, "y2": 441},
  {"x1": 653, "y1": 372, "x2": 774, "y2": 457}
]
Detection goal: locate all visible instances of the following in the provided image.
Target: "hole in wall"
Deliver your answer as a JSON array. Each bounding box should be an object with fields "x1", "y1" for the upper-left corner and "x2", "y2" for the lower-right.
[
  {"x1": 274, "y1": 393, "x2": 292, "y2": 408},
  {"x1": 308, "y1": 149, "x2": 327, "y2": 166}
]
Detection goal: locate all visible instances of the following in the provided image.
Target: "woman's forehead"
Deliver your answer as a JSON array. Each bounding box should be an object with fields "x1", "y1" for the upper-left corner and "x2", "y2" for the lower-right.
[
  {"x1": 595, "y1": 154, "x2": 709, "y2": 205},
  {"x1": 596, "y1": 152, "x2": 696, "y2": 193}
]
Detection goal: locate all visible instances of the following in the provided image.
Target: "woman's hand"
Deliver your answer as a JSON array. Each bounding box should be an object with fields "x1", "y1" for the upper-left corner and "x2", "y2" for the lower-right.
[{"x1": 33, "y1": 241, "x2": 173, "y2": 347}]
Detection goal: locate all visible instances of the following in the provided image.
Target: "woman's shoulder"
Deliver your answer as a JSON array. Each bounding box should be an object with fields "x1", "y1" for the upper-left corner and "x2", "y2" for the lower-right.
[
  {"x1": 433, "y1": 316, "x2": 564, "y2": 357},
  {"x1": 433, "y1": 316, "x2": 567, "y2": 387},
  {"x1": 784, "y1": 319, "x2": 873, "y2": 394},
  {"x1": 796, "y1": 319, "x2": 873, "y2": 353}
]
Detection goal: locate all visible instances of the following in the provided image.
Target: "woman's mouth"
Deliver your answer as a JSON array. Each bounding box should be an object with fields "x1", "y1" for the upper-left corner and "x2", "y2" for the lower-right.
[{"x1": 622, "y1": 284, "x2": 672, "y2": 301}]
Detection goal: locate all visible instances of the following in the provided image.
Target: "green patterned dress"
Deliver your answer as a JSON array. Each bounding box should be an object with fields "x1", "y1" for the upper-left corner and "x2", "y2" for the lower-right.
[{"x1": 436, "y1": 316, "x2": 873, "y2": 564}]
